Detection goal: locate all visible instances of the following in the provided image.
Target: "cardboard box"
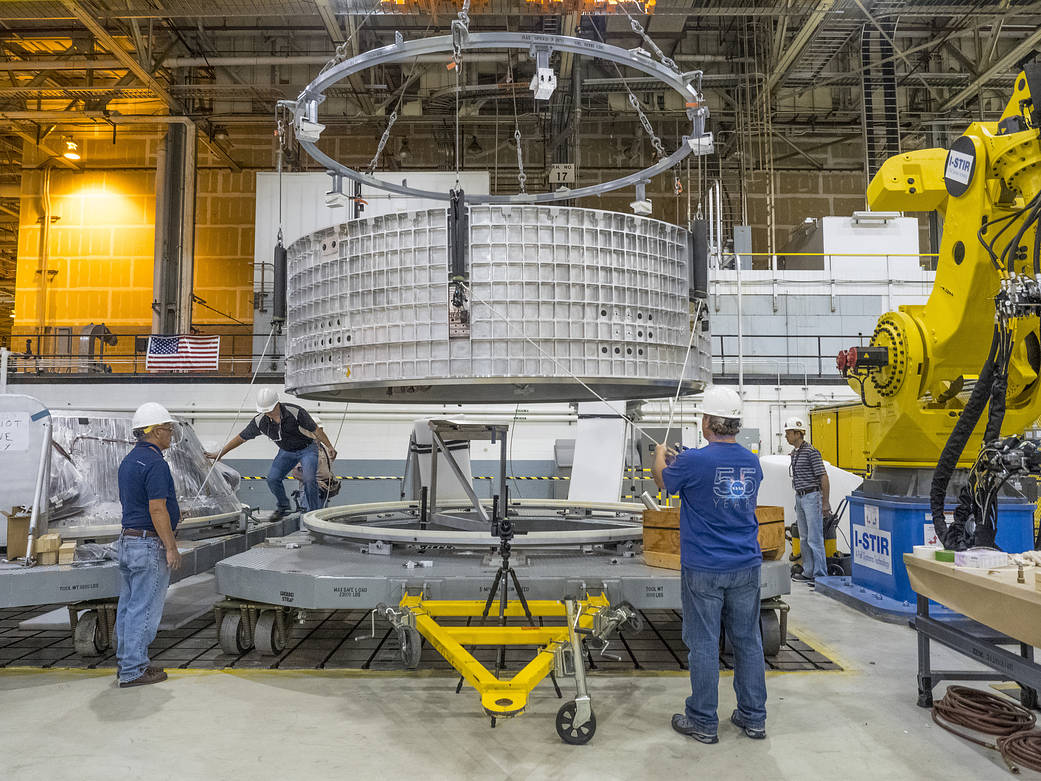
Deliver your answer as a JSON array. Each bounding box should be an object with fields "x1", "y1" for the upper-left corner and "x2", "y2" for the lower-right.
[
  {"x1": 4, "y1": 512, "x2": 31, "y2": 560},
  {"x1": 58, "y1": 542, "x2": 77, "y2": 565},
  {"x1": 643, "y1": 505, "x2": 787, "y2": 570},
  {"x1": 37, "y1": 551, "x2": 58, "y2": 566}
]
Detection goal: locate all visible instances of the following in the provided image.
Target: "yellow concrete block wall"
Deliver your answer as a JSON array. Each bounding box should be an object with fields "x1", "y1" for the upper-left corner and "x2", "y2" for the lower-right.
[
  {"x1": 14, "y1": 166, "x2": 157, "y2": 368},
  {"x1": 12, "y1": 131, "x2": 257, "y2": 372}
]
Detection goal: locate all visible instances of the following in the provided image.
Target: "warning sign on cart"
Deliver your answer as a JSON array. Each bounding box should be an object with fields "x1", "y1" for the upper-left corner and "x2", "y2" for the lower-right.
[{"x1": 853, "y1": 526, "x2": 892, "y2": 575}]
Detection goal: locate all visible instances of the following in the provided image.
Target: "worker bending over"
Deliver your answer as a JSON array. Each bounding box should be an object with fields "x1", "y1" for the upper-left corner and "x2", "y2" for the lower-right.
[
  {"x1": 784, "y1": 416, "x2": 830, "y2": 584},
  {"x1": 206, "y1": 388, "x2": 336, "y2": 519},
  {"x1": 116, "y1": 403, "x2": 182, "y2": 688},
  {"x1": 652, "y1": 386, "x2": 768, "y2": 743}
]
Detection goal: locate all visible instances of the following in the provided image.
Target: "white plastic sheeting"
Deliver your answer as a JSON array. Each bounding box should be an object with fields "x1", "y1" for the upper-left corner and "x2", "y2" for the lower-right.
[
  {"x1": 758, "y1": 454, "x2": 864, "y2": 553},
  {"x1": 46, "y1": 411, "x2": 241, "y2": 529}
]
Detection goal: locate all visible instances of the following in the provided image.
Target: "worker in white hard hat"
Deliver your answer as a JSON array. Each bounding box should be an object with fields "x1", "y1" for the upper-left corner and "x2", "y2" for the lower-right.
[
  {"x1": 651, "y1": 386, "x2": 768, "y2": 744},
  {"x1": 114, "y1": 402, "x2": 182, "y2": 688},
  {"x1": 784, "y1": 416, "x2": 831, "y2": 584},
  {"x1": 205, "y1": 388, "x2": 337, "y2": 519}
]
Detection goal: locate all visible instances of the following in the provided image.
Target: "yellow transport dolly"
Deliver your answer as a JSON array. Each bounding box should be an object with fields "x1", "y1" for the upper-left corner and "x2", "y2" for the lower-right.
[
  {"x1": 374, "y1": 493, "x2": 641, "y2": 744},
  {"x1": 376, "y1": 592, "x2": 640, "y2": 744}
]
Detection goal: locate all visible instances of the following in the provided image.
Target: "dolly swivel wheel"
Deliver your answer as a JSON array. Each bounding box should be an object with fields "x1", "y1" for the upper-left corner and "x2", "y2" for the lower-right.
[
  {"x1": 218, "y1": 612, "x2": 253, "y2": 655},
  {"x1": 555, "y1": 700, "x2": 596, "y2": 745},
  {"x1": 398, "y1": 626, "x2": 422, "y2": 670},
  {"x1": 73, "y1": 611, "x2": 107, "y2": 657},
  {"x1": 254, "y1": 611, "x2": 286, "y2": 656}
]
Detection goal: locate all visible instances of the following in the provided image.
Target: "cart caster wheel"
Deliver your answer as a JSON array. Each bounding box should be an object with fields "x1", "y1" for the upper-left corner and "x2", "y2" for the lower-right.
[
  {"x1": 1020, "y1": 685, "x2": 1039, "y2": 710},
  {"x1": 73, "y1": 611, "x2": 106, "y2": 657},
  {"x1": 760, "y1": 609, "x2": 782, "y2": 657},
  {"x1": 556, "y1": 700, "x2": 596, "y2": 745},
  {"x1": 398, "y1": 626, "x2": 422, "y2": 670},
  {"x1": 254, "y1": 611, "x2": 285, "y2": 656},
  {"x1": 218, "y1": 612, "x2": 253, "y2": 655},
  {"x1": 618, "y1": 602, "x2": 645, "y2": 634},
  {"x1": 917, "y1": 690, "x2": 933, "y2": 709}
]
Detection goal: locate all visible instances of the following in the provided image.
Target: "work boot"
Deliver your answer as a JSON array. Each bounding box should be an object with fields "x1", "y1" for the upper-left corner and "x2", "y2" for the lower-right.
[
  {"x1": 731, "y1": 710, "x2": 766, "y2": 739},
  {"x1": 119, "y1": 667, "x2": 168, "y2": 688},
  {"x1": 270, "y1": 507, "x2": 291, "y2": 521},
  {"x1": 791, "y1": 573, "x2": 815, "y2": 585},
  {"x1": 671, "y1": 714, "x2": 718, "y2": 744}
]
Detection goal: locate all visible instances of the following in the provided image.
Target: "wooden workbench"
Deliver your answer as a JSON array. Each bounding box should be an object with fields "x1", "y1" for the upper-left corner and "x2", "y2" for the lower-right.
[
  {"x1": 905, "y1": 553, "x2": 1041, "y2": 709},
  {"x1": 904, "y1": 554, "x2": 1041, "y2": 648}
]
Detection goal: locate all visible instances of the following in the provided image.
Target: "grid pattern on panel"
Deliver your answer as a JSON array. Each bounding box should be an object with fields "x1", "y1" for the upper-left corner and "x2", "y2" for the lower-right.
[
  {"x1": 345, "y1": 210, "x2": 448, "y2": 383},
  {"x1": 286, "y1": 224, "x2": 353, "y2": 390},
  {"x1": 468, "y1": 206, "x2": 696, "y2": 382},
  {"x1": 285, "y1": 210, "x2": 449, "y2": 391},
  {"x1": 286, "y1": 206, "x2": 711, "y2": 394}
]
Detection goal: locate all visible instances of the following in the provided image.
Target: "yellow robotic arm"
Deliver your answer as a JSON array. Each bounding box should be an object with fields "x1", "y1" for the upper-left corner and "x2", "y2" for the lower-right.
[{"x1": 839, "y1": 66, "x2": 1041, "y2": 471}]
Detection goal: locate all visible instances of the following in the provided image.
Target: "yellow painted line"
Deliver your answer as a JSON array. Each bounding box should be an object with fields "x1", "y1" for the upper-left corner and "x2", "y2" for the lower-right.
[
  {"x1": 784, "y1": 620, "x2": 858, "y2": 672},
  {"x1": 0, "y1": 665, "x2": 845, "y2": 680}
]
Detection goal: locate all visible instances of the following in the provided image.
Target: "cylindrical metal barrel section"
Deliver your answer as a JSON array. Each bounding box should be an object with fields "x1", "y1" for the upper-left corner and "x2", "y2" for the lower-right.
[{"x1": 286, "y1": 205, "x2": 710, "y2": 403}]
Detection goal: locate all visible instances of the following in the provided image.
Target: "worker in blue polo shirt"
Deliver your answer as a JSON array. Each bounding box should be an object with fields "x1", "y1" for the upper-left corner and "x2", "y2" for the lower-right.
[
  {"x1": 652, "y1": 386, "x2": 768, "y2": 744},
  {"x1": 115, "y1": 402, "x2": 182, "y2": 688}
]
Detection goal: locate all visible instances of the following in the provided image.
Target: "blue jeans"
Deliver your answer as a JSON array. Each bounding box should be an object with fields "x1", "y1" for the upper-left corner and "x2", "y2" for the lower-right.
[
  {"x1": 268, "y1": 443, "x2": 319, "y2": 512},
  {"x1": 681, "y1": 565, "x2": 767, "y2": 733},
  {"x1": 115, "y1": 535, "x2": 170, "y2": 683},
  {"x1": 795, "y1": 490, "x2": 827, "y2": 579}
]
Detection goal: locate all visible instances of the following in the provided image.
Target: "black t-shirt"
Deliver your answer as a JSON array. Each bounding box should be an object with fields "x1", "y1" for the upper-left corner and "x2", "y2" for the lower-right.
[{"x1": 239, "y1": 403, "x2": 317, "y2": 452}]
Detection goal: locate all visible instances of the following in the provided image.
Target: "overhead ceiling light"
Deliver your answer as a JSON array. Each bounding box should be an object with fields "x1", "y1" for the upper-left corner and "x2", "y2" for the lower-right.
[{"x1": 62, "y1": 137, "x2": 80, "y2": 160}]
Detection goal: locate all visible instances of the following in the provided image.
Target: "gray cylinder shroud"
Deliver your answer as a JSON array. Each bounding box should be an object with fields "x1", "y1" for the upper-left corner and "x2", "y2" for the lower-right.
[{"x1": 285, "y1": 205, "x2": 711, "y2": 403}]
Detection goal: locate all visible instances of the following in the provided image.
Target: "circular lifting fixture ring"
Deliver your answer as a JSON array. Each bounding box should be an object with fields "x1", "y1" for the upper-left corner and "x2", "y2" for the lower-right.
[{"x1": 289, "y1": 32, "x2": 713, "y2": 204}]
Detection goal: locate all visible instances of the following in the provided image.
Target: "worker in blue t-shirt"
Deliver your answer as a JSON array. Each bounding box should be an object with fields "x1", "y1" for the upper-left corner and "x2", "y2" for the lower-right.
[
  {"x1": 652, "y1": 386, "x2": 768, "y2": 744},
  {"x1": 115, "y1": 402, "x2": 182, "y2": 688}
]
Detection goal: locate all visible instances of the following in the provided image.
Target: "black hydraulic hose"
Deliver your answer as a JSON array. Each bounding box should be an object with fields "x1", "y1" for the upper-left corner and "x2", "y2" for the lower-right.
[
  {"x1": 1033, "y1": 203, "x2": 1041, "y2": 276},
  {"x1": 930, "y1": 325, "x2": 1000, "y2": 546}
]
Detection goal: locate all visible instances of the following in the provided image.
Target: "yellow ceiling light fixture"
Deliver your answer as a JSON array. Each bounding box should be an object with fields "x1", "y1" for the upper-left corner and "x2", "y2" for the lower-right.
[{"x1": 62, "y1": 137, "x2": 80, "y2": 160}]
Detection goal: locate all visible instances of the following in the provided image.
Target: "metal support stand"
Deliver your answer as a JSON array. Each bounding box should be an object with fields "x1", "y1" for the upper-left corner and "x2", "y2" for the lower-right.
[{"x1": 913, "y1": 594, "x2": 1040, "y2": 709}]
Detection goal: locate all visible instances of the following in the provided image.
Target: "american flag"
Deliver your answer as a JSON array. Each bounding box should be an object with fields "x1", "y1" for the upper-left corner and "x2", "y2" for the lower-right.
[{"x1": 146, "y1": 335, "x2": 221, "y2": 372}]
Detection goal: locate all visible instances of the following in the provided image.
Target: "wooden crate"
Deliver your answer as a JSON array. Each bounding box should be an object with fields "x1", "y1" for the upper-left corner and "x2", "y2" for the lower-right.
[
  {"x1": 59, "y1": 542, "x2": 77, "y2": 565},
  {"x1": 756, "y1": 506, "x2": 787, "y2": 561},
  {"x1": 643, "y1": 505, "x2": 787, "y2": 570}
]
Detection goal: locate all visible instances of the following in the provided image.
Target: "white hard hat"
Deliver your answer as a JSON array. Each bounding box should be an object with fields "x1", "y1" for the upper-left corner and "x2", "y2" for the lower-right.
[
  {"x1": 132, "y1": 402, "x2": 174, "y2": 431},
  {"x1": 784, "y1": 416, "x2": 807, "y2": 432},
  {"x1": 256, "y1": 387, "x2": 279, "y2": 413},
  {"x1": 694, "y1": 386, "x2": 743, "y2": 418}
]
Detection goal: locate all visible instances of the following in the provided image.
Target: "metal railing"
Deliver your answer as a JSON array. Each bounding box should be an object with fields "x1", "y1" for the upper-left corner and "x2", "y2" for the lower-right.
[
  {"x1": 721, "y1": 251, "x2": 939, "y2": 274},
  {"x1": 714, "y1": 333, "x2": 868, "y2": 380},
  {"x1": 0, "y1": 330, "x2": 867, "y2": 383},
  {"x1": 1, "y1": 330, "x2": 285, "y2": 377}
]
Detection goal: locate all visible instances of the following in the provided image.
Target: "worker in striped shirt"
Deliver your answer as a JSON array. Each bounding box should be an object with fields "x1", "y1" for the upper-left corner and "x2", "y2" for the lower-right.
[{"x1": 784, "y1": 417, "x2": 831, "y2": 585}]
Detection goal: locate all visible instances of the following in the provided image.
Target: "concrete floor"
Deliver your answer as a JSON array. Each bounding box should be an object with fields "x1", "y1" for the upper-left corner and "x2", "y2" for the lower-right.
[{"x1": 1, "y1": 586, "x2": 1034, "y2": 780}]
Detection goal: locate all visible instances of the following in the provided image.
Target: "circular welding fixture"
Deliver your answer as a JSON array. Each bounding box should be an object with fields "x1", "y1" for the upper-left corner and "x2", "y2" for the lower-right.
[
  {"x1": 288, "y1": 31, "x2": 712, "y2": 204},
  {"x1": 284, "y1": 205, "x2": 711, "y2": 403},
  {"x1": 302, "y1": 498, "x2": 644, "y2": 548}
]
